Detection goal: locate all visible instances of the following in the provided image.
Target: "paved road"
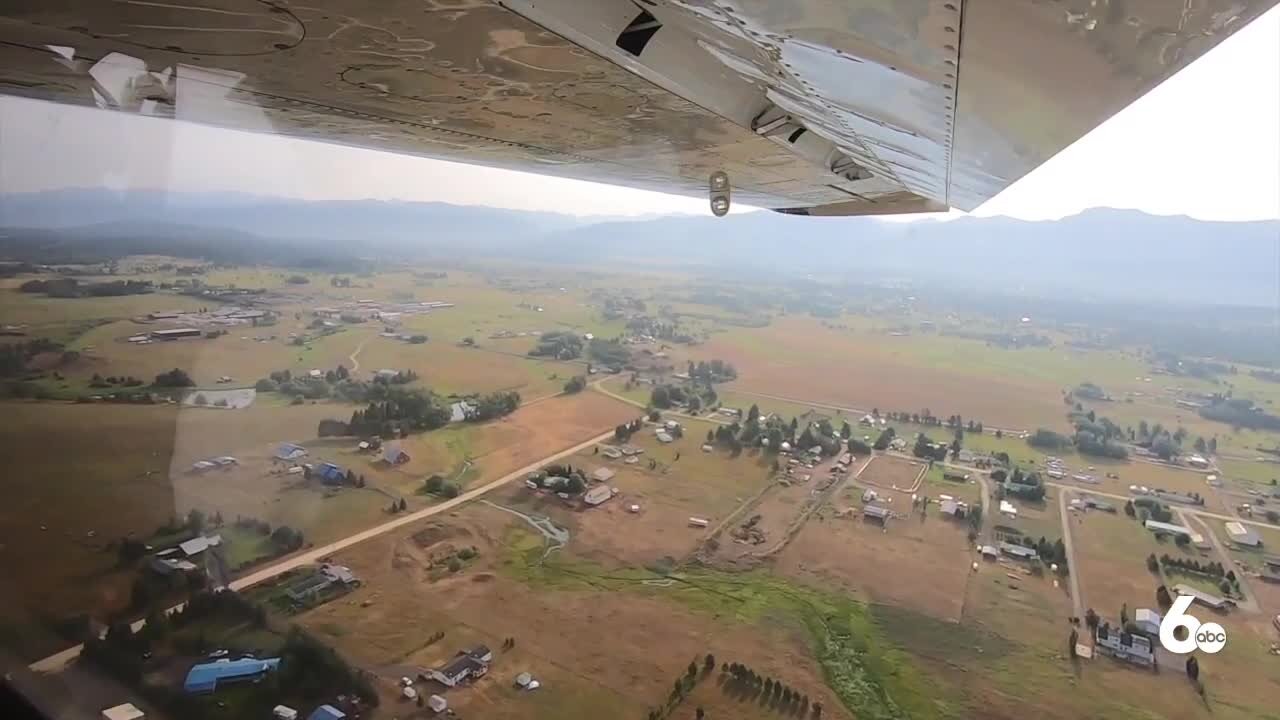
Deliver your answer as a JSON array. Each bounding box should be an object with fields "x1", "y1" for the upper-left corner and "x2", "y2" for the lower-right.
[
  {"x1": 1057, "y1": 487, "x2": 1085, "y2": 619},
  {"x1": 29, "y1": 426, "x2": 617, "y2": 674}
]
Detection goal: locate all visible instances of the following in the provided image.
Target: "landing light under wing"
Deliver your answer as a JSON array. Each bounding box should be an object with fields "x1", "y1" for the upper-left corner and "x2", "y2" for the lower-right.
[{"x1": 0, "y1": 1, "x2": 1273, "y2": 215}]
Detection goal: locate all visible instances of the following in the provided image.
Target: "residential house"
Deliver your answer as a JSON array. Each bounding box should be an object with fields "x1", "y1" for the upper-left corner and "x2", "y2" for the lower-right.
[
  {"x1": 275, "y1": 443, "x2": 308, "y2": 461},
  {"x1": 980, "y1": 545, "x2": 1000, "y2": 560},
  {"x1": 382, "y1": 443, "x2": 410, "y2": 465},
  {"x1": 428, "y1": 695, "x2": 448, "y2": 713},
  {"x1": 999, "y1": 500, "x2": 1018, "y2": 518},
  {"x1": 655, "y1": 431, "x2": 674, "y2": 443},
  {"x1": 428, "y1": 647, "x2": 492, "y2": 688},
  {"x1": 184, "y1": 658, "x2": 281, "y2": 694},
  {"x1": 272, "y1": 707, "x2": 298, "y2": 720},
  {"x1": 178, "y1": 534, "x2": 221, "y2": 558},
  {"x1": 591, "y1": 467, "x2": 616, "y2": 483},
  {"x1": 316, "y1": 462, "x2": 346, "y2": 485},
  {"x1": 320, "y1": 563, "x2": 358, "y2": 586},
  {"x1": 1095, "y1": 623, "x2": 1155, "y2": 667}
]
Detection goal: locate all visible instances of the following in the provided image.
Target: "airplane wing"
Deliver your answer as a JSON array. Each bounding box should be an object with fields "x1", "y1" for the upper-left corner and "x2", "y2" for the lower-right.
[{"x1": 0, "y1": 0, "x2": 1273, "y2": 215}]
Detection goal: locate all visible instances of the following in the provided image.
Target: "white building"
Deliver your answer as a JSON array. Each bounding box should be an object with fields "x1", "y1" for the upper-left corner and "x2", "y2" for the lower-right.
[
  {"x1": 1134, "y1": 608, "x2": 1162, "y2": 636},
  {"x1": 1225, "y1": 521, "x2": 1261, "y2": 547}
]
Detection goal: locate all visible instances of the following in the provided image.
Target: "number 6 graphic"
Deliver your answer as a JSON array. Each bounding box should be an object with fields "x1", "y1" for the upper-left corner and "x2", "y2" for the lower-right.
[{"x1": 1160, "y1": 595, "x2": 1200, "y2": 654}]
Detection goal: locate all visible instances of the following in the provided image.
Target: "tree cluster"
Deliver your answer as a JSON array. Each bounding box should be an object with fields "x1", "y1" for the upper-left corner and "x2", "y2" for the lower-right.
[
  {"x1": 912, "y1": 434, "x2": 949, "y2": 462},
  {"x1": 1200, "y1": 396, "x2": 1280, "y2": 432},
  {"x1": 563, "y1": 375, "x2": 587, "y2": 394},
  {"x1": 1002, "y1": 467, "x2": 1046, "y2": 501},
  {"x1": 153, "y1": 368, "x2": 195, "y2": 388},
  {"x1": 0, "y1": 338, "x2": 68, "y2": 378},
  {"x1": 528, "y1": 331, "x2": 583, "y2": 360},
  {"x1": 327, "y1": 388, "x2": 452, "y2": 437},
  {"x1": 614, "y1": 418, "x2": 645, "y2": 442},
  {"x1": 587, "y1": 338, "x2": 631, "y2": 368},
  {"x1": 686, "y1": 359, "x2": 738, "y2": 383},
  {"x1": 461, "y1": 390, "x2": 521, "y2": 422}
]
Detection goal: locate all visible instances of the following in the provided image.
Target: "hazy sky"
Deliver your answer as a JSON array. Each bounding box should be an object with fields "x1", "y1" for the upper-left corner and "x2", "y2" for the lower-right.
[{"x1": 1, "y1": 6, "x2": 1277, "y2": 221}]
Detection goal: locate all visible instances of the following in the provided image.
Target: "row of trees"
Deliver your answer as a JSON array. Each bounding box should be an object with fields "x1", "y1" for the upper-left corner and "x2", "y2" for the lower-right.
[
  {"x1": 871, "y1": 408, "x2": 984, "y2": 432},
  {"x1": 719, "y1": 661, "x2": 822, "y2": 718},
  {"x1": 686, "y1": 359, "x2": 738, "y2": 383}
]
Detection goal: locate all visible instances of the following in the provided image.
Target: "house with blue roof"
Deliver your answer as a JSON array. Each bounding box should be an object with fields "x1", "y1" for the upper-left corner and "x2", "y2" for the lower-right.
[
  {"x1": 316, "y1": 462, "x2": 346, "y2": 485},
  {"x1": 275, "y1": 443, "x2": 308, "y2": 461},
  {"x1": 183, "y1": 657, "x2": 281, "y2": 694},
  {"x1": 307, "y1": 705, "x2": 346, "y2": 720}
]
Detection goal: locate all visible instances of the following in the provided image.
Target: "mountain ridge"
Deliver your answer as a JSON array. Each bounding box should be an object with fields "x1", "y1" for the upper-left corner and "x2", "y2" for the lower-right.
[{"x1": 1, "y1": 189, "x2": 1276, "y2": 307}]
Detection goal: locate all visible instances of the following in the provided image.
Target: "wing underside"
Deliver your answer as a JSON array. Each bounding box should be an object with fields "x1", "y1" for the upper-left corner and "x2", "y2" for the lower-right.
[{"x1": 0, "y1": 0, "x2": 1273, "y2": 215}]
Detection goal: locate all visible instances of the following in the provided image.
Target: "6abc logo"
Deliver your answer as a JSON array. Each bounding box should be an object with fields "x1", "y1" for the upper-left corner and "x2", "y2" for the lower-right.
[{"x1": 1159, "y1": 595, "x2": 1228, "y2": 654}]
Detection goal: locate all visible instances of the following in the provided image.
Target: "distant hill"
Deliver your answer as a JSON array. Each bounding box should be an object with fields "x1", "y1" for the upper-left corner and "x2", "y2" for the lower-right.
[{"x1": 1, "y1": 189, "x2": 1275, "y2": 306}]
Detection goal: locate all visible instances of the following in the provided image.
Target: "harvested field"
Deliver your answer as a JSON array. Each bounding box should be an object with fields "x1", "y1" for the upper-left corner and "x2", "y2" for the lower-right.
[
  {"x1": 704, "y1": 317, "x2": 1069, "y2": 429},
  {"x1": 354, "y1": 339, "x2": 578, "y2": 399},
  {"x1": 386, "y1": 391, "x2": 638, "y2": 494},
  {"x1": 0, "y1": 402, "x2": 180, "y2": 658},
  {"x1": 775, "y1": 494, "x2": 974, "y2": 621}
]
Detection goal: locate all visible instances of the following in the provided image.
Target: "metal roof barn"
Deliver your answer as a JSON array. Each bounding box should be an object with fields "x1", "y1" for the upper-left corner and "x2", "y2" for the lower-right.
[{"x1": 183, "y1": 657, "x2": 281, "y2": 693}]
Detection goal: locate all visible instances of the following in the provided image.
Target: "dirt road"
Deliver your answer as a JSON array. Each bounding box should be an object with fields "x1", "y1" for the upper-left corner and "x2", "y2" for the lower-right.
[
  {"x1": 1057, "y1": 488, "x2": 1085, "y2": 619},
  {"x1": 347, "y1": 334, "x2": 371, "y2": 373},
  {"x1": 29, "y1": 426, "x2": 617, "y2": 674}
]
